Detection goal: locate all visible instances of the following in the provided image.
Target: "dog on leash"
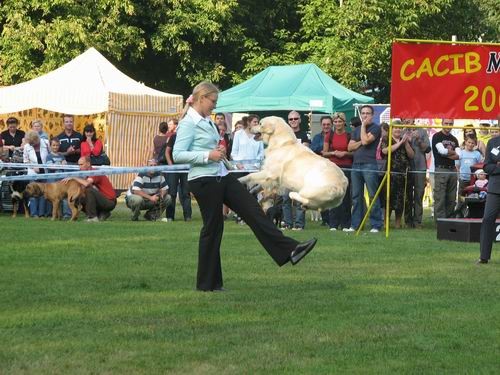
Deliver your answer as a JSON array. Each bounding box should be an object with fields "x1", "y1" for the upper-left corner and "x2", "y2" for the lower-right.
[
  {"x1": 11, "y1": 180, "x2": 30, "y2": 218},
  {"x1": 25, "y1": 180, "x2": 85, "y2": 221},
  {"x1": 265, "y1": 196, "x2": 283, "y2": 227},
  {"x1": 3, "y1": 170, "x2": 30, "y2": 218},
  {"x1": 239, "y1": 116, "x2": 348, "y2": 210}
]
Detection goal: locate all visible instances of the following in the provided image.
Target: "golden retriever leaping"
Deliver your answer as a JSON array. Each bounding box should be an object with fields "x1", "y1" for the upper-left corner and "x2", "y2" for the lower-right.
[{"x1": 239, "y1": 116, "x2": 348, "y2": 210}]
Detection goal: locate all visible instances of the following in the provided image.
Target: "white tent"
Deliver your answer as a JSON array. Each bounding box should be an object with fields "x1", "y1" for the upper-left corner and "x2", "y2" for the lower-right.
[
  {"x1": 0, "y1": 47, "x2": 181, "y2": 115},
  {"x1": 0, "y1": 48, "x2": 183, "y2": 189}
]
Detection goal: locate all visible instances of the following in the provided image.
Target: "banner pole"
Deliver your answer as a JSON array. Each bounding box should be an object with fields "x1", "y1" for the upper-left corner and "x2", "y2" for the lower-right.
[
  {"x1": 356, "y1": 173, "x2": 387, "y2": 236},
  {"x1": 385, "y1": 122, "x2": 393, "y2": 238}
]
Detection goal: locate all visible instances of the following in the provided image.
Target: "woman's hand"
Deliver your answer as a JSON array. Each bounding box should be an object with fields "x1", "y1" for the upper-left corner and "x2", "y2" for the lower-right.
[
  {"x1": 208, "y1": 149, "x2": 225, "y2": 161},
  {"x1": 217, "y1": 145, "x2": 226, "y2": 157}
]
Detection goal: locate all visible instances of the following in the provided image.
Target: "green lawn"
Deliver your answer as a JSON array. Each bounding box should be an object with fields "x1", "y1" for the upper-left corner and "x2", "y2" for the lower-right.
[{"x1": 0, "y1": 202, "x2": 499, "y2": 374}]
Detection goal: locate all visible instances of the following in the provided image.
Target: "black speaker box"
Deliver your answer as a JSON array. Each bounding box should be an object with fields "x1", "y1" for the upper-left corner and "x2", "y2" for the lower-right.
[{"x1": 437, "y1": 218, "x2": 500, "y2": 243}]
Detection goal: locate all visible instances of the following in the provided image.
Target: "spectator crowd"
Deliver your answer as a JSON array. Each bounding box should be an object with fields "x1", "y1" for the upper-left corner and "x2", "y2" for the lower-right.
[{"x1": 1, "y1": 109, "x2": 499, "y2": 229}]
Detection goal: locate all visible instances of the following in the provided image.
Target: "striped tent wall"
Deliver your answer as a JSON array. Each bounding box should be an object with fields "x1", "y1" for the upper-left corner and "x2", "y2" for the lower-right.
[{"x1": 107, "y1": 93, "x2": 183, "y2": 190}]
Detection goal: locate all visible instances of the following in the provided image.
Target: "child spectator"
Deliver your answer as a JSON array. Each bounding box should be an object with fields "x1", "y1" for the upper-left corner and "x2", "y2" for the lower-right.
[
  {"x1": 455, "y1": 136, "x2": 482, "y2": 217},
  {"x1": 462, "y1": 124, "x2": 486, "y2": 156},
  {"x1": 46, "y1": 138, "x2": 71, "y2": 218},
  {"x1": 474, "y1": 169, "x2": 488, "y2": 189},
  {"x1": 46, "y1": 138, "x2": 67, "y2": 173},
  {"x1": 456, "y1": 136, "x2": 483, "y2": 187}
]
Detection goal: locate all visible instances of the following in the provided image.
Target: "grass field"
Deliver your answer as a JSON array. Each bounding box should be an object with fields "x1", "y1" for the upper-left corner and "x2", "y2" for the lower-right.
[{"x1": 1, "y1": 202, "x2": 499, "y2": 374}]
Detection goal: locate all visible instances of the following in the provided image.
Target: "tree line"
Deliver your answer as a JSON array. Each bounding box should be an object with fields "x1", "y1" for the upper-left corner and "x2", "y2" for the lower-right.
[{"x1": 0, "y1": 0, "x2": 498, "y2": 102}]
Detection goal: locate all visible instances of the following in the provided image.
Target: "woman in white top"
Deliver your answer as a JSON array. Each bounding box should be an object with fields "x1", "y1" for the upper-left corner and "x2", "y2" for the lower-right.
[
  {"x1": 23, "y1": 130, "x2": 50, "y2": 217},
  {"x1": 23, "y1": 130, "x2": 49, "y2": 175},
  {"x1": 230, "y1": 115, "x2": 264, "y2": 170}
]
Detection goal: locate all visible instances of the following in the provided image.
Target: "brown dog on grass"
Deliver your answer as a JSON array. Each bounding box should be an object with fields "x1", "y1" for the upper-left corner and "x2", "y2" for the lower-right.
[{"x1": 25, "y1": 180, "x2": 86, "y2": 220}]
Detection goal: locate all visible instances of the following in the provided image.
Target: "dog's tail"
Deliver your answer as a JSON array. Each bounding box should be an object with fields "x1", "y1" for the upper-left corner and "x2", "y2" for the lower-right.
[{"x1": 70, "y1": 185, "x2": 87, "y2": 209}]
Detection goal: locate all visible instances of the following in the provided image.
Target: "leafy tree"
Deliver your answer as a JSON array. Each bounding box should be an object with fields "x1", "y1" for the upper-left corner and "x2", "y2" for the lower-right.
[
  {"x1": 130, "y1": 0, "x2": 243, "y2": 94},
  {"x1": 237, "y1": 0, "x2": 498, "y2": 102},
  {"x1": 1, "y1": 0, "x2": 498, "y2": 101},
  {"x1": 0, "y1": 0, "x2": 247, "y2": 95},
  {"x1": 292, "y1": 0, "x2": 492, "y2": 101},
  {"x1": 127, "y1": 0, "x2": 303, "y2": 93},
  {"x1": 0, "y1": 0, "x2": 145, "y2": 85},
  {"x1": 230, "y1": 0, "x2": 303, "y2": 82},
  {"x1": 295, "y1": 0, "x2": 498, "y2": 102}
]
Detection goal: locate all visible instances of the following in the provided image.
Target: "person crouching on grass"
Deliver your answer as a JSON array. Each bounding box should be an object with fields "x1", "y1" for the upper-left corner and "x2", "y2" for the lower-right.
[
  {"x1": 173, "y1": 81, "x2": 317, "y2": 292},
  {"x1": 125, "y1": 158, "x2": 172, "y2": 221},
  {"x1": 63, "y1": 156, "x2": 117, "y2": 222}
]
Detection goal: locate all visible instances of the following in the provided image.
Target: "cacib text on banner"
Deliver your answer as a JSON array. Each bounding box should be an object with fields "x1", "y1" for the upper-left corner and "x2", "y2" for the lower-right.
[{"x1": 390, "y1": 41, "x2": 500, "y2": 120}]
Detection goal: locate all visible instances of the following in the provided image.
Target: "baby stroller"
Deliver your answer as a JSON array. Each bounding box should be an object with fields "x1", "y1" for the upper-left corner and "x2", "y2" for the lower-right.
[{"x1": 459, "y1": 163, "x2": 487, "y2": 218}]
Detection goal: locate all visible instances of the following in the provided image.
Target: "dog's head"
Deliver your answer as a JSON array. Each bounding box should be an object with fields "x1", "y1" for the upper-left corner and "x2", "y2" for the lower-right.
[
  {"x1": 11, "y1": 179, "x2": 28, "y2": 193},
  {"x1": 253, "y1": 116, "x2": 297, "y2": 148},
  {"x1": 25, "y1": 182, "x2": 44, "y2": 197},
  {"x1": 11, "y1": 180, "x2": 29, "y2": 200}
]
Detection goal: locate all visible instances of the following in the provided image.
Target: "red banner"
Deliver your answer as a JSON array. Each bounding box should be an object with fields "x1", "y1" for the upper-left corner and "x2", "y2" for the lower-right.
[{"x1": 391, "y1": 42, "x2": 500, "y2": 119}]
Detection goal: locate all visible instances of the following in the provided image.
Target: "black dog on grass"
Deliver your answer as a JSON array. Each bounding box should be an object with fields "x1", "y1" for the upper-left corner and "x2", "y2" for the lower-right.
[{"x1": 7, "y1": 171, "x2": 30, "y2": 218}]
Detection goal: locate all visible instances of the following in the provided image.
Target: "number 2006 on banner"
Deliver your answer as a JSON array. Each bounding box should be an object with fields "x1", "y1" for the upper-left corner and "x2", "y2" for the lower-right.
[{"x1": 464, "y1": 85, "x2": 500, "y2": 113}]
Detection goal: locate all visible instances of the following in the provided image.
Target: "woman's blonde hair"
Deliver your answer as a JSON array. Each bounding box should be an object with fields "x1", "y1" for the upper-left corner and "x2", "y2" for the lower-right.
[
  {"x1": 332, "y1": 112, "x2": 346, "y2": 123},
  {"x1": 30, "y1": 119, "x2": 43, "y2": 128},
  {"x1": 25, "y1": 130, "x2": 40, "y2": 145},
  {"x1": 181, "y1": 81, "x2": 219, "y2": 118}
]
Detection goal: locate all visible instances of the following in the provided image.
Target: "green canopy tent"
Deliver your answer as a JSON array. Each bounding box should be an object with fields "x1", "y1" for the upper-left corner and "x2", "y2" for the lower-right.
[{"x1": 215, "y1": 63, "x2": 374, "y2": 120}]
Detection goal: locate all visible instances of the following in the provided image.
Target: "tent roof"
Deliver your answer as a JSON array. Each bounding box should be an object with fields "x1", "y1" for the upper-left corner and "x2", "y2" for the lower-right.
[
  {"x1": 215, "y1": 63, "x2": 373, "y2": 113},
  {"x1": 0, "y1": 48, "x2": 181, "y2": 115}
]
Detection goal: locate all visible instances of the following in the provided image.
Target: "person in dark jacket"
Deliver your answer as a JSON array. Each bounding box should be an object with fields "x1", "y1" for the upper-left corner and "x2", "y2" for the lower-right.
[{"x1": 478, "y1": 124, "x2": 500, "y2": 264}]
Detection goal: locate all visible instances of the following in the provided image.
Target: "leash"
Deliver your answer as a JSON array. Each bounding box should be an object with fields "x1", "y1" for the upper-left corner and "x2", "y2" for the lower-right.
[{"x1": 0, "y1": 163, "x2": 261, "y2": 182}]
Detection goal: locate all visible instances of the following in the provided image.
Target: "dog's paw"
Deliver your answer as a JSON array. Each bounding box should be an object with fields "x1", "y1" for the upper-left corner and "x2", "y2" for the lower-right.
[
  {"x1": 289, "y1": 191, "x2": 309, "y2": 206},
  {"x1": 248, "y1": 184, "x2": 263, "y2": 195},
  {"x1": 238, "y1": 176, "x2": 249, "y2": 185}
]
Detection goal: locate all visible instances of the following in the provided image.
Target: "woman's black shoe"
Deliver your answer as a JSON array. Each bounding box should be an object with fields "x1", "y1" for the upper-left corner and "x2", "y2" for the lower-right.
[{"x1": 290, "y1": 238, "x2": 317, "y2": 265}]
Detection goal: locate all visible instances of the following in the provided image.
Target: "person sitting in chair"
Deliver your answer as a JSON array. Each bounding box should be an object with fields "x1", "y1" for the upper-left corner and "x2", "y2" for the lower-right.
[
  {"x1": 125, "y1": 158, "x2": 172, "y2": 221},
  {"x1": 474, "y1": 169, "x2": 488, "y2": 189}
]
